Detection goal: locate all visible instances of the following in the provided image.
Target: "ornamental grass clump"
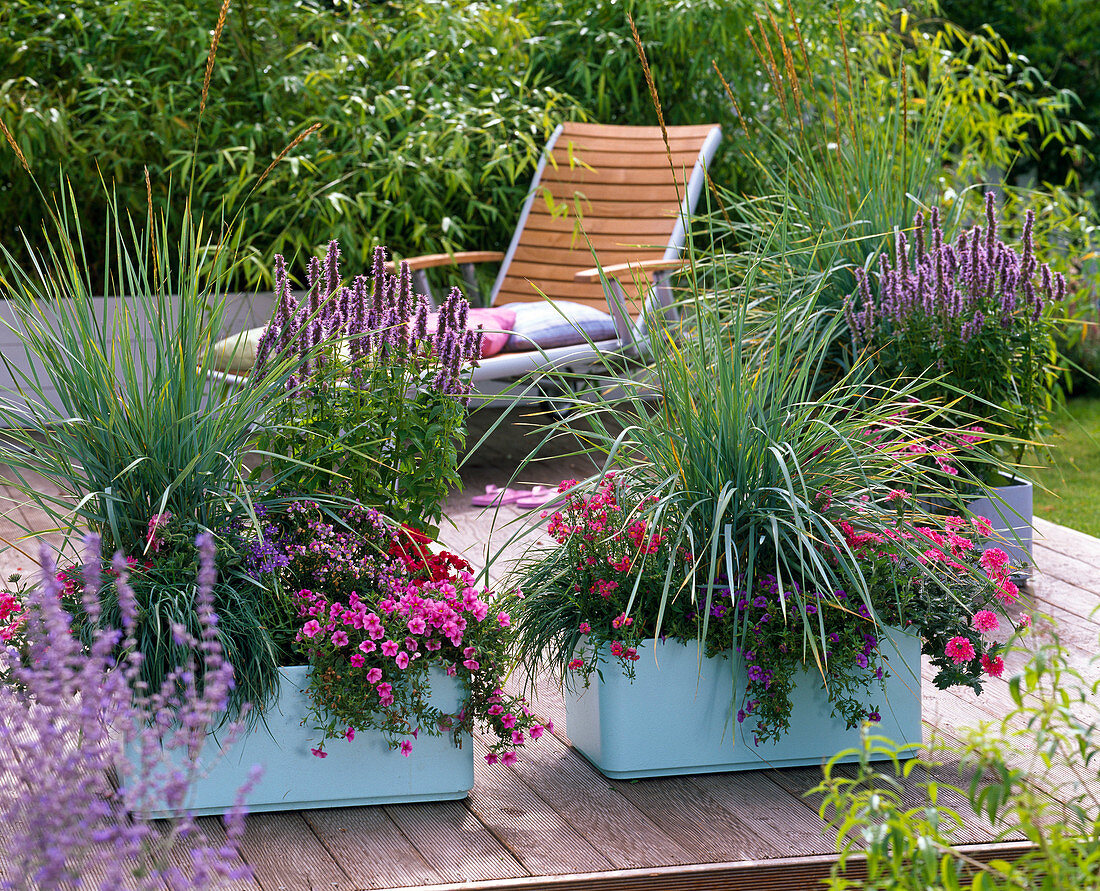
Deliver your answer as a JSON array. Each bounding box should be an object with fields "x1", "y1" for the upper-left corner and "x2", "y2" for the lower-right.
[
  {"x1": 846, "y1": 192, "x2": 1066, "y2": 474},
  {"x1": 247, "y1": 500, "x2": 547, "y2": 763},
  {"x1": 253, "y1": 242, "x2": 481, "y2": 533},
  {"x1": 0, "y1": 534, "x2": 256, "y2": 891}
]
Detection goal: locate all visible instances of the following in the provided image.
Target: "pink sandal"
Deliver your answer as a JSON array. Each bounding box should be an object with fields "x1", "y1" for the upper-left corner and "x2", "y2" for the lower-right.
[
  {"x1": 470, "y1": 485, "x2": 527, "y2": 507},
  {"x1": 514, "y1": 485, "x2": 559, "y2": 509}
]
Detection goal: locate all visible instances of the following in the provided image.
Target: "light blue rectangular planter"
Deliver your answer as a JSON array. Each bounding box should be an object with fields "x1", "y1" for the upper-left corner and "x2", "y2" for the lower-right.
[
  {"x1": 966, "y1": 476, "x2": 1033, "y2": 574},
  {"x1": 565, "y1": 630, "x2": 922, "y2": 779},
  {"x1": 127, "y1": 665, "x2": 474, "y2": 818}
]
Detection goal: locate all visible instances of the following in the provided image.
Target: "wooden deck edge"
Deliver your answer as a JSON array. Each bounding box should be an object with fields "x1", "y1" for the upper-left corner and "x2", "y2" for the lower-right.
[{"x1": 375, "y1": 842, "x2": 1035, "y2": 891}]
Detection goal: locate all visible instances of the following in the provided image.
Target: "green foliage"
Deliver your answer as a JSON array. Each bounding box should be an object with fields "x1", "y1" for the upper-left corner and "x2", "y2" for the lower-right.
[
  {"x1": 938, "y1": 0, "x2": 1100, "y2": 188},
  {"x1": 0, "y1": 0, "x2": 579, "y2": 289},
  {"x1": 816, "y1": 634, "x2": 1100, "y2": 890}
]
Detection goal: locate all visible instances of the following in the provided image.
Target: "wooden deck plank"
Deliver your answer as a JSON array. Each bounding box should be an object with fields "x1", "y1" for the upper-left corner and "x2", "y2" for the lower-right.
[
  {"x1": 303, "y1": 807, "x2": 442, "y2": 889},
  {"x1": 382, "y1": 800, "x2": 529, "y2": 884},
  {"x1": 1035, "y1": 518, "x2": 1100, "y2": 572},
  {"x1": 497, "y1": 730, "x2": 697, "y2": 868},
  {"x1": 234, "y1": 811, "x2": 354, "y2": 891},
  {"x1": 467, "y1": 735, "x2": 616, "y2": 876},
  {"x1": 682, "y1": 769, "x2": 838, "y2": 856},
  {"x1": 611, "y1": 771, "x2": 801, "y2": 861}
]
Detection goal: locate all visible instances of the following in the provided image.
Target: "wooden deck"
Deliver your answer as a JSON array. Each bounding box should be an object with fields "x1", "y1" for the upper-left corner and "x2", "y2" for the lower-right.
[{"x1": 1, "y1": 422, "x2": 1096, "y2": 889}]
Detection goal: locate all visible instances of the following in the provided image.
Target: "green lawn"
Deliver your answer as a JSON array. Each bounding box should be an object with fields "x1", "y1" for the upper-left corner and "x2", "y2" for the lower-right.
[{"x1": 1032, "y1": 396, "x2": 1100, "y2": 537}]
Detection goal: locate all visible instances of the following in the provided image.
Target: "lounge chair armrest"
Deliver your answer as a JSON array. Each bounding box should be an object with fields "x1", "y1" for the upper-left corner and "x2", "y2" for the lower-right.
[
  {"x1": 574, "y1": 259, "x2": 689, "y2": 284},
  {"x1": 385, "y1": 251, "x2": 505, "y2": 273}
]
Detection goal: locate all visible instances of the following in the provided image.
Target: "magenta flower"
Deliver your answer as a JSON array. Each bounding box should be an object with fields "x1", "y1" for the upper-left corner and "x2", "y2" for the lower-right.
[
  {"x1": 484, "y1": 752, "x2": 499, "y2": 765},
  {"x1": 529, "y1": 725, "x2": 544, "y2": 739},
  {"x1": 463, "y1": 659, "x2": 480, "y2": 671},
  {"x1": 501, "y1": 713, "x2": 517, "y2": 729},
  {"x1": 345, "y1": 727, "x2": 356, "y2": 741},
  {"x1": 980, "y1": 653, "x2": 1005, "y2": 677},
  {"x1": 511, "y1": 730, "x2": 525, "y2": 745},
  {"x1": 578, "y1": 622, "x2": 591, "y2": 634},
  {"x1": 972, "y1": 610, "x2": 1000, "y2": 634},
  {"x1": 501, "y1": 751, "x2": 518, "y2": 766},
  {"x1": 945, "y1": 636, "x2": 976, "y2": 664},
  {"x1": 407, "y1": 616, "x2": 427, "y2": 634},
  {"x1": 349, "y1": 653, "x2": 365, "y2": 668},
  {"x1": 381, "y1": 639, "x2": 399, "y2": 657},
  {"x1": 359, "y1": 639, "x2": 377, "y2": 654},
  {"x1": 365, "y1": 667, "x2": 383, "y2": 684},
  {"x1": 497, "y1": 611, "x2": 511, "y2": 627},
  {"x1": 302, "y1": 619, "x2": 321, "y2": 638},
  {"x1": 395, "y1": 652, "x2": 410, "y2": 669},
  {"x1": 311, "y1": 747, "x2": 327, "y2": 758},
  {"x1": 399, "y1": 740, "x2": 413, "y2": 757},
  {"x1": 331, "y1": 629, "x2": 349, "y2": 647}
]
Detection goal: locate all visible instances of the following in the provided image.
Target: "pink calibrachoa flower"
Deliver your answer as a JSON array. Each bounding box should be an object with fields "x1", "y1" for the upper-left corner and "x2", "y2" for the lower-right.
[
  {"x1": 349, "y1": 653, "x2": 365, "y2": 668},
  {"x1": 399, "y1": 740, "x2": 414, "y2": 757},
  {"x1": 980, "y1": 653, "x2": 1005, "y2": 678},
  {"x1": 345, "y1": 727, "x2": 355, "y2": 741},
  {"x1": 946, "y1": 636, "x2": 977, "y2": 664},
  {"x1": 511, "y1": 730, "x2": 525, "y2": 745},
  {"x1": 394, "y1": 652, "x2": 410, "y2": 669},
  {"x1": 529, "y1": 725, "x2": 544, "y2": 739},
  {"x1": 331, "y1": 629, "x2": 349, "y2": 647},
  {"x1": 973, "y1": 610, "x2": 1000, "y2": 634},
  {"x1": 311, "y1": 747, "x2": 327, "y2": 758},
  {"x1": 497, "y1": 611, "x2": 511, "y2": 627},
  {"x1": 501, "y1": 713, "x2": 517, "y2": 729},
  {"x1": 365, "y1": 667, "x2": 383, "y2": 684},
  {"x1": 381, "y1": 639, "x2": 399, "y2": 657},
  {"x1": 501, "y1": 751, "x2": 518, "y2": 766},
  {"x1": 302, "y1": 619, "x2": 322, "y2": 639},
  {"x1": 484, "y1": 752, "x2": 499, "y2": 765}
]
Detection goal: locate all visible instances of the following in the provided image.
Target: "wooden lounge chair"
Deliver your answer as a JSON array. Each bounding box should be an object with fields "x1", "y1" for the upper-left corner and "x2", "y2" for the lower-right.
[
  {"x1": 394, "y1": 121, "x2": 722, "y2": 401},
  {"x1": 208, "y1": 122, "x2": 721, "y2": 401}
]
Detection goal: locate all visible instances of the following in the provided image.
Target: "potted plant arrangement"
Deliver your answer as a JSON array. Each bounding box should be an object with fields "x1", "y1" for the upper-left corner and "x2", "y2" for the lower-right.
[
  {"x1": 845, "y1": 193, "x2": 1067, "y2": 568},
  {"x1": 510, "y1": 251, "x2": 1026, "y2": 779},
  {"x1": 0, "y1": 214, "x2": 545, "y2": 815}
]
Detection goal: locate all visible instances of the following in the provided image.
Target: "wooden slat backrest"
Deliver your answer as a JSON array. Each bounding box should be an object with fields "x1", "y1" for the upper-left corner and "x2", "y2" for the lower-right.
[{"x1": 491, "y1": 122, "x2": 720, "y2": 316}]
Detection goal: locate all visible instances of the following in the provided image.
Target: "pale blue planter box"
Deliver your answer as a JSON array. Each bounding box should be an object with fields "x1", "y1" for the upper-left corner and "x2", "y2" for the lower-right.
[
  {"x1": 125, "y1": 665, "x2": 474, "y2": 818},
  {"x1": 565, "y1": 630, "x2": 922, "y2": 779},
  {"x1": 967, "y1": 476, "x2": 1033, "y2": 573}
]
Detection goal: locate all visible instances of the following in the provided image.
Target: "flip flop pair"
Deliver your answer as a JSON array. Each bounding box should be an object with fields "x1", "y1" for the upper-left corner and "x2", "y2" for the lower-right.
[{"x1": 470, "y1": 484, "x2": 559, "y2": 509}]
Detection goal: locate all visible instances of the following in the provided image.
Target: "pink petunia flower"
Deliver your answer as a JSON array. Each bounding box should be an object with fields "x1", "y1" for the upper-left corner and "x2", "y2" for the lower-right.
[
  {"x1": 381, "y1": 640, "x2": 399, "y2": 657},
  {"x1": 302, "y1": 620, "x2": 322, "y2": 639},
  {"x1": 484, "y1": 752, "x2": 499, "y2": 765},
  {"x1": 395, "y1": 652, "x2": 410, "y2": 669},
  {"x1": 529, "y1": 725, "x2": 544, "y2": 739},
  {"x1": 945, "y1": 636, "x2": 976, "y2": 664},
  {"x1": 331, "y1": 629, "x2": 349, "y2": 647},
  {"x1": 399, "y1": 740, "x2": 413, "y2": 757},
  {"x1": 345, "y1": 727, "x2": 355, "y2": 741},
  {"x1": 497, "y1": 611, "x2": 511, "y2": 627},
  {"x1": 972, "y1": 610, "x2": 1000, "y2": 634},
  {"x1": 311, "y1": 747, "x2": 327, "y2": 758},
  {"x1": 349, "y1": 653, "x2": 365, "y2": 668},
  {"x1": 501, "y1": 751, "x2": 518, "y2": 766},
  {"x1": 365, "y1": 667, "x2": 383, "y2": 684}
]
